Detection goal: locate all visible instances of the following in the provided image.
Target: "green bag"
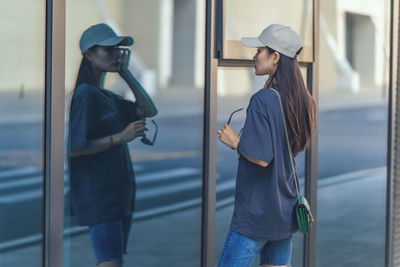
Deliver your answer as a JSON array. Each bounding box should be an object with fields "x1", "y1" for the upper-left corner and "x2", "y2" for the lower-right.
[
  {"x1": 271, "y1": 88, "x2": 315, "y2": 234},
  {"x1": 296, "y1": 196, "x2": 315, "y2": 233}
]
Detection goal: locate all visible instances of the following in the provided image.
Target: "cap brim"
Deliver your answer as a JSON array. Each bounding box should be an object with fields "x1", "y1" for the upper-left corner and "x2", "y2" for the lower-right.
[
  {"x1": 241, "y1": 37, "x2": 264, "y2": 47},
  {"x1": 98, "y1": 36, "x2": 134, "y2": 47}
]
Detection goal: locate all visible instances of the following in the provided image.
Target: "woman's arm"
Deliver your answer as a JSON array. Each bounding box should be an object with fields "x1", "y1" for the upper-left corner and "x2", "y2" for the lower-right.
[
  {"x1": 119, "y1": 49, "x2": 158, "y2": 118},
  {"x1": 241, "y1": 155, "x2": 269, "y2": 167},
  {"x1": 70, "y1": 120, "x2": 145, "y2": 157},
  {"x1": 217, "y1": 124, "x2": 269, "y2": 167}
]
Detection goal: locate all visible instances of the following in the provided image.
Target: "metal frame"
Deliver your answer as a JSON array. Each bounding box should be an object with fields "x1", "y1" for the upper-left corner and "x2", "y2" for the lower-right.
[
  {"x1": 385, "y1": 0, "x2": 399, "y2": 266},
  {"x1": 201, "y1": 0, "x2": 218, "y2": 266},
  {"x1": 42, "y1": 0, "x2": 66, "y2": 266},
  {"x1": 218, "y1": 59, "x2": 313, "y2": 69},
  {"x1": 303, "y1": 1, "x2": 319, "y2": 266}
]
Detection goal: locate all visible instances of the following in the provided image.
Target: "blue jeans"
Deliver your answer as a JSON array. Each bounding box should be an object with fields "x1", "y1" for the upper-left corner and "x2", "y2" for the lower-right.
[
  {"x1": 217, "y1": 230, "x2": 293, "y2": 267},
  {"x1": 89, "y1": 218, "x2": 132, "y2": 265}
]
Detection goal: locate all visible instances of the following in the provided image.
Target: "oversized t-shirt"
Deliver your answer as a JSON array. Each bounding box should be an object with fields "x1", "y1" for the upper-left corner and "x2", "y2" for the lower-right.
[
  {"x1": 68, "y1": 83, "x2": 139, "y2": 226},
  {"x1": 230, "y1": 88, "x2": 299, "y2": 241}
]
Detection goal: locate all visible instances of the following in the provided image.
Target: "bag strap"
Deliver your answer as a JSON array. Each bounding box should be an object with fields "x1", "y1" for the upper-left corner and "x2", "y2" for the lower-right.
[{"x1": 269, "y1": 88, "x2": 301, "y2": 202}]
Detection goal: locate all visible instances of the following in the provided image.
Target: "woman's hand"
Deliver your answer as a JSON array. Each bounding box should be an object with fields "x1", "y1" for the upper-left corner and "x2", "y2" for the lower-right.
[
  {"x1": 117, "y1": 120, "x2": 146, "y2": 144},
  {"x1": 217, "y1": 124, "x2": 240, "y2": 150},
  {"x1": 118, "y1": 48, "x2": 158, "y2": 118},
  {"x1": 118, "y1": 48, "x2": 131, "y2": 75}
]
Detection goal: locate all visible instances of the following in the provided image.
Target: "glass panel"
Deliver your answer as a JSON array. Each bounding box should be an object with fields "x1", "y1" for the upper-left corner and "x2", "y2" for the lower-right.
[
  {"x1": 63, "y1": 0, "x2": 205, "y2": 266},
  {"x1": 0, "y1": 1, "x2": 45, "y2": 266},
  {"x1": 222, "y1": 0, "x2": 313, "y2": 62},
  {"x1": 317, "y1": 0, "x2": 390, "y2": 266},
  {"x1": 215, "y1": 67, "x2": 309, "y2": 267}
]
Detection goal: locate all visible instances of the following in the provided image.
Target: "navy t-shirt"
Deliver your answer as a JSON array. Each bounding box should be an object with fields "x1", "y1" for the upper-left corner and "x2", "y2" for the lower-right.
[
  {"x1": 68, "y1": 83, "x2": 139, "y2": 226},
  {"x1": 230, "y1": 88, "x2": 299, "y2": 240}
]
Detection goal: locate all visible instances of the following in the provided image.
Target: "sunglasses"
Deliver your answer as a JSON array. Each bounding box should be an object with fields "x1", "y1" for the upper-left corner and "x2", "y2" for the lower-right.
[
  {"x1": 227, "y1": 108, "x2": 244, "y2": 125},
  {"x1": 227, "y1": 108, "x2": 245, "y2": 136},
  {"x1": 141, "y1": 119, "x2": 158, "y2": 146}
]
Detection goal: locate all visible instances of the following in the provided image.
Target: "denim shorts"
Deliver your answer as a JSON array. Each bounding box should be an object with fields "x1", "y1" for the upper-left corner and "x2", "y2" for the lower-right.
[
  {"x1": 217, "y1": 230, "x2": 293, "y2": 267},
  {"x1": 89, "y1": 218, "x2": 131, "y2": 265}
]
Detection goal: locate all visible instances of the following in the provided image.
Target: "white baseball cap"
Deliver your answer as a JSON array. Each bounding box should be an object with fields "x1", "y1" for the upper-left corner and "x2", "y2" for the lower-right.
[
  {"x1": 241, "y1": 24, "x2": 303, "y2": 59},
  {"x1": 79, "y1": 23, "x2": 134, "y2": 54}
]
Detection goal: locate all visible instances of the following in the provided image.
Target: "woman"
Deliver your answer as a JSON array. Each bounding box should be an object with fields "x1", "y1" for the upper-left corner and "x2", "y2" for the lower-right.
[
  {"x1": 68, "y1": 23, "x2": 157, "y2": 267},
  {"x1": 217, "y1": 24, "x2": 316, "y2": 267}
]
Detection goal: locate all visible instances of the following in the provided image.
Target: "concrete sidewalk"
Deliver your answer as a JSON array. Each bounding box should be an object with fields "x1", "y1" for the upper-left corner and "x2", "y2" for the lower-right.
[{"x1": 0, "y1": 167, "x2": 386, "y2": 267}]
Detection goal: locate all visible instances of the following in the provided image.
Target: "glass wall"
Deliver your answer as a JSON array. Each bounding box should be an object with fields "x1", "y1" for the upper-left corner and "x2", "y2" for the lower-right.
[
  {"x1": 317, "y1": 0, "x2": 390, "y2": 266},
  {"x1": 63, "y1": 0, "x2": 205, "y2": 266},
  {"x1": 0, "y1": 0, "x2": 394, "y2": 266},
  {"x1": 0, "y1": 1, "x2": 45, "y2": 266},
  {"x1": 215, "y1": 67, "x2": 308, "y2": 267}
]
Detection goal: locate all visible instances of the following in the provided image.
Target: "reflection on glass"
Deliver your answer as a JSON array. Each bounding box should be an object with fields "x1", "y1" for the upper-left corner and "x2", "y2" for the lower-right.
[
  {"x1": 215, "y1": 66, "x2": 310, "y2": 267},
  {"x1": 223, "y1": 0, "x2": 313, "y2": 61},
  {"x1": 317, "y1": 0, "x2": 389, "y2": 266},
  {"x1": 64, "y1": 1, "x2": 204, "y2": 266},
  {"x1": 67, "y1": 23, "x2": 156, "y2": 267},
  {"x1": 0, "y1": 1, "x2": 45, "y2": 266}
]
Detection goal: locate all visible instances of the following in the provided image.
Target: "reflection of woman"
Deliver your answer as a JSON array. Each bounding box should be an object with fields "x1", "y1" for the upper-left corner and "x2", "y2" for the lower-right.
[
  {"x1": 68, "y1": 23, "x2": 156, "y2": 267},
  {"x1": 217, "y1": 24, "x2": 316, "y2": 267}
]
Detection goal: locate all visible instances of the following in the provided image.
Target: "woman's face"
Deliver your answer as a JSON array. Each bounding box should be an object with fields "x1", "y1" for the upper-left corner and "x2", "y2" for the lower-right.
[
  {"x1": 86, "y1": 46, "x2": 121, "y2": 73},
  {"x1": 253, "y1": 47, "x2": 280, "y2": 76}
]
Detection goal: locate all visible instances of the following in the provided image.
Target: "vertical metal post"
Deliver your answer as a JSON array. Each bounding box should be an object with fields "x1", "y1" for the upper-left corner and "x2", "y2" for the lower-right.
[
  {"x1": 215, "y1": 0, "x2": 223, "y2": 58},
  {"x1": 303, "y1": 0, "x2": 319, "y2": 267},
  {"x1": 385, "y1": 0, "x2": 399, "y2": 266},
  {"x1": 201, "y1": 0, "x2": 218, "y2": 266},
  {"x1": 43, "y1": 0, "x2": 66, "y2": 266}
]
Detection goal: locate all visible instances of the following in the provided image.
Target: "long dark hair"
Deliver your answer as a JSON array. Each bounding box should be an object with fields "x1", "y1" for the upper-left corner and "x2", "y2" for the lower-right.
[
  {"x1": 75, "y1": 56, "x2": 94, "y2": 88},
  {"x1": 74, "y1": 46, "x2": 105, "y2": 88},
  {"x1": 75, "y1": 46, "x2": 98, "y2": 88},
  {"x1": 265, "y1": 47, "x2": 317, "y2": 156}
]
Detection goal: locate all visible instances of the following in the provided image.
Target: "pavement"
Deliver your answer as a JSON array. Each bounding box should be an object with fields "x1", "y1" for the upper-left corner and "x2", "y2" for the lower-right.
[{"x1": 0, "y1": 166, "x2": 386, "y2": 267}]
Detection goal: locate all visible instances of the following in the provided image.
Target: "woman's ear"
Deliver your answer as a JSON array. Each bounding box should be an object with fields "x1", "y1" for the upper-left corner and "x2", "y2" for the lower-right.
[
  {"x1": 84, "y1": 50, "x2": 92, "y2": 62},
  {"x1": 273, "y1": 51, "x2": 280, "y2": 65}
]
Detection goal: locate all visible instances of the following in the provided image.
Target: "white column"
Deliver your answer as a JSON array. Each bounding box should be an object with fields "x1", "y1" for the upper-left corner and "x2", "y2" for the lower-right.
[
  {"x1": 158, "y1": 0, "x2": 174, "y2": 89},
  {"x1": 194, "y1": 0, "x2": 206, "y2": 89}
]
